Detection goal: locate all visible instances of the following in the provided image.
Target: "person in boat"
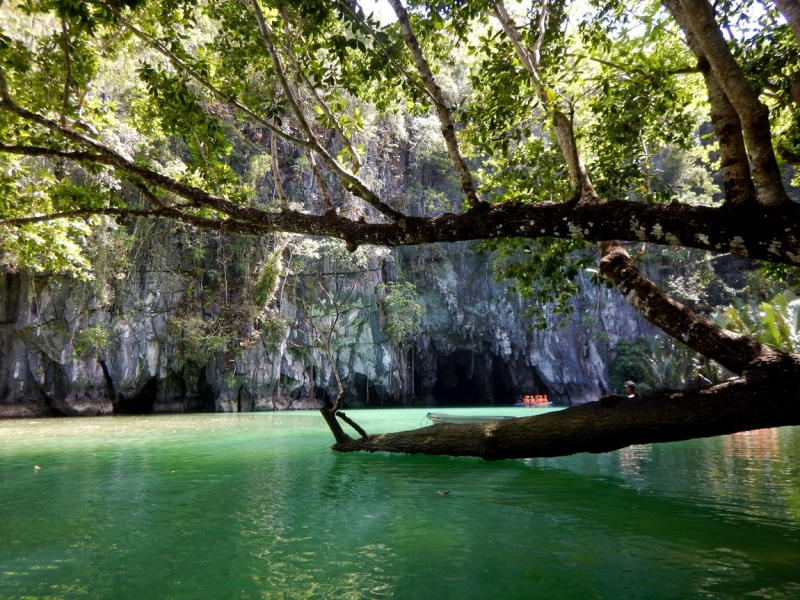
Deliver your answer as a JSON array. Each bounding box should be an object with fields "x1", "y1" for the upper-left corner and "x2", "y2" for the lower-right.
[{"x1": 625, "y1": 381, "x2": 641, "y2": 399}]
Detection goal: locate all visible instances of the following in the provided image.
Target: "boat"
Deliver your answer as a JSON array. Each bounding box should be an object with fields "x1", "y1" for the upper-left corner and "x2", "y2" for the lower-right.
[
  {"x1": 515, "y1": 394, "x2": 553, "y2": 407},
  {"x1": 426, "y1": 412, "x2": 518, "y2": 424}
]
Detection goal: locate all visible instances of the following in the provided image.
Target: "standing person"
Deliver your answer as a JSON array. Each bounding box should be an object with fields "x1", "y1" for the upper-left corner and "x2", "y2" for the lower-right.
[{"x1": 625, "y1": 381, "x2": 641, "y2": 399}]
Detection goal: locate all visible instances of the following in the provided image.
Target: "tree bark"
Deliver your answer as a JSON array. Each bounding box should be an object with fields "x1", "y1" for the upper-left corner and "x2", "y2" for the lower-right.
[
  {"x1": 598, "y1": 241, "x2": 767, "y2": 374},
  {"x1": 775, "y1": 0, "x2": 800, "y2": 44},
  {"x1": 678, "y1": 0, "x2": 790, "y2": 206},
  {"x1": 329, "y1": 352, "x2": 800, "y2": 460},
  {"x1": 386, "y1": 0, "x2": 484, "y2": 209},
  {"x1": 322, "y1": 238, "x2": 794, "y2": 460},
  {"x1": 663, "y1": 0, "x2": 757, "y2": 205}
]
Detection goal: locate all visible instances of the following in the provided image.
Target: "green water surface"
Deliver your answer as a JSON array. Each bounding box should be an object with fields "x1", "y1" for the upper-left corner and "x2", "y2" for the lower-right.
[{"x1": 1, "y1": 408, "x2": 799, "y2": 599}]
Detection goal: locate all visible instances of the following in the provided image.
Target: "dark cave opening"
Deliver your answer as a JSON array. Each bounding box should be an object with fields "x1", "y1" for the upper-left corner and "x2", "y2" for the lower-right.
[
  {"x1": 114, "y1": 377, "x2": 157, "y2": 414},
  {"x1": 198, "y1": 367, "x2": 216, "y2": 412},
  {"x1": 352, "y1": 373, "x2": 385, "y2": 406},
  {"x1": 431, "y1": 350, "x2": 516, "y2": 406}
]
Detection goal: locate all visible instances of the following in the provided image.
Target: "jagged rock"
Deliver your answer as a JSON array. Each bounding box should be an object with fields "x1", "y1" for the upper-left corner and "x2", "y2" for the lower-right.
[{"x1": 0, "y1": 241, "x2": 656, "y2": 416}]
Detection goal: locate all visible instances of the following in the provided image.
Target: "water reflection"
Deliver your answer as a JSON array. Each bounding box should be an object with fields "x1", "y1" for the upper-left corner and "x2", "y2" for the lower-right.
[
  {"x1": 618, "y1": 444, "x2": 651, "y2": 479},
  {"x1": 0, "y1": 412, "x2": 798, "y2": 599}
]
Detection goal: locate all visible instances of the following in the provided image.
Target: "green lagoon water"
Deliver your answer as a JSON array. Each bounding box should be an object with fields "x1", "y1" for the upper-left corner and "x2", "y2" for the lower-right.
[{"x1": 0, "y1": 407, "x2": 799, "y2": 599}]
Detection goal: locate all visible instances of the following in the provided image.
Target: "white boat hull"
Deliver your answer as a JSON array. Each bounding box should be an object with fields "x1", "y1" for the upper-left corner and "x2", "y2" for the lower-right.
[{"x1": 426, "y1": 412, "x2": 518, "y2": 424}]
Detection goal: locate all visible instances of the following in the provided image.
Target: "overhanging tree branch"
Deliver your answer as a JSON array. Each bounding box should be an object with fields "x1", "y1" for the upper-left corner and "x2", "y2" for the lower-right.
[
  {"x1": 2, "y1": 136, "x2": 800, "y2": 263},
  {"x1": 598, "y1": 241, "x2": 768, "y2": 373},
  {"x1": 327, "y1": 356, "x2": 800, "y2": 459}
]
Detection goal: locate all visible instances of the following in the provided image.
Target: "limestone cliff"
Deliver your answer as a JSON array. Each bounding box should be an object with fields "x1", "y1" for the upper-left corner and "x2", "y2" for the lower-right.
[{"x1": 0, "y1": 238, "x2": 655, "y2": 417}]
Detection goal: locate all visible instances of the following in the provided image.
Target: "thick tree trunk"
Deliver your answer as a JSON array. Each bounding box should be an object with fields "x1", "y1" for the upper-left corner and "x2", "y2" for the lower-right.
[
  {"x1": 663, "y1": 0, "x2": 757, "y2": 205},
  {"x1": 322, "y1": 239, "x2": 792, "y2": 460},
  {"x1": 775, "y1": 0, "x2": 800, "y2": 44},
  {"x1": 328, "y1": 352, "x2": 800, "y2": 459},
  {"x1": 678, "y1": 0, "x2": 789, "y2": 206}
]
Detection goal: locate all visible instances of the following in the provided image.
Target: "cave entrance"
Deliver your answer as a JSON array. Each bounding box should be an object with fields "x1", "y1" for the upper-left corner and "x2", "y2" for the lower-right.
[
  {"x1": 352, "y1": 373, "x2": 384, "y2": 406},
  {"x1": 431, "y1": 350, "x2": 516, "y2": 406},
  {"x1": 491, "y1": 356, "x2": 515, "y2": 405},
  {"x1": 114, "y1": 377, "x2": 157, "y2": 414}
]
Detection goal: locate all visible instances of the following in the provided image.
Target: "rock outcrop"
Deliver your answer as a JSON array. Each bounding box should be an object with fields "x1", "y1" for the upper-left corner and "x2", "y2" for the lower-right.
[{"x1": 0, "y1": 238, "x2": 656, "y2": 417}]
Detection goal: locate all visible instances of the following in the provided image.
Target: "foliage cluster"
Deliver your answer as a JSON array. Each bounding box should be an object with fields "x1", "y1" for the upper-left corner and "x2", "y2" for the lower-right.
[
  {"x1": 377, "y1": 280, "x2": 422, "y2": 344},
  {"x1": 713, "y1": 291, "x2": 800, "y2": 354},
  {"x1": 608, "y1": 335, "x2": 728, "y2": 396},
  {"x1": 73, "y1": 322, "x2": 111, "y2": 357},
  {"x1": 167, "y1": 314, "x2": 231, "y2": 370}
]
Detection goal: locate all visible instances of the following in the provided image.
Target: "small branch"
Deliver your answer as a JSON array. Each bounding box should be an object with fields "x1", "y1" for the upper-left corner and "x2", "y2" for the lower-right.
[
  {"x1": 0, "y1": 97, "x2": 270, "y2": 222},
  {"x1": 0, "y1": 144, "x2": 102, "y2": 162},
  {"x1": 492, "y1": 0, "x2": 598, "y2": 202},
  {"x1": 271, "y1": 128, "x2": 288, "y2": 209},
  {"x1": 532, "y1": 0, "x2": 548, "y2": 65},
  {"x1": 307, "y1": 149, "x2": 334, "y2": 211},
  {"x1": 245, "y1": 0, "x2": 405, "y2": 220},
  {"x1": 296, "y1": 69, "x2": 361, "y2": 172},
  {"x1": 336, "y1": 411, "x2": 370, "y2": 439},
  {"x1": 320, "y1": 407, "x2": 353, "y2": 445},
  {"x1": 60, "y1": 17, "x2": 72, "y2": 127},
  {"x1": 566, "y1": 53, "x2": 699, "y2": 78},
  {"x1": 333, "y1": 0, "x2": 434, "y2": 103},
  {"x1": 386, "y1": 0, "x2": 484, "y2": 209},
  {"x1": 280, "y1": 5, "x2": 361, "y2": 171},
  {"x1": 245, "y1": 0, "x2": 317, "y2": 155},
  {"x1": 0, "y1": 207, "x2": 149, "y2": 226},
  {"x1": 100, "y1": 3, "x2": 310, "y2": 148}
]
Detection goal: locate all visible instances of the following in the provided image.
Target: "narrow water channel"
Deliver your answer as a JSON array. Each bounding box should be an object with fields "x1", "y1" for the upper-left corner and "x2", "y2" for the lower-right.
[{"x1": 1, "y1": 408, "x2": 798, "y2": 599}]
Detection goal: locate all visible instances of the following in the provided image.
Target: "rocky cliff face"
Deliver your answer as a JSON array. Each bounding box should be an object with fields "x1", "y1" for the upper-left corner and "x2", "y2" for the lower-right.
[
  {"x1": 397, "y1": 243, "x2": 655, "y2": 406},
  {"x1": 0, "y1": 237, "x2": 656, "y2": 417}
]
